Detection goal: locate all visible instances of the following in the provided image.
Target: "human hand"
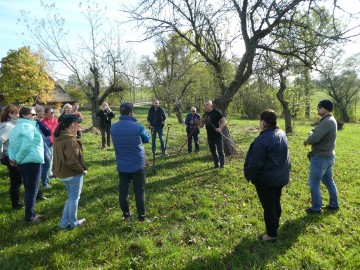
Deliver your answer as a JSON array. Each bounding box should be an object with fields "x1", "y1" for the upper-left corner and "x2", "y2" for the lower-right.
[{"x1": 10, "y1": 160, "x2": 17, "y2": 167}]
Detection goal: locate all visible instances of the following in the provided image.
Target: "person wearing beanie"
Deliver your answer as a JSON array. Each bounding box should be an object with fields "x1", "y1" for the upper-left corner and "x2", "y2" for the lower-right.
[
  {"x1": 244, "y1": 109, "x2": 290, "y2": 242},
  {"x1": 110, "y1": 103, "x2": 150, "y2": 222},
  {"x1": 303, "y1": 99, "x2": 339, "y2": 214}
]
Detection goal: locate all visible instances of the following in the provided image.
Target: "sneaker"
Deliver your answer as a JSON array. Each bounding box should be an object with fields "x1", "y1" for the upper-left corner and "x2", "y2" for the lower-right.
[
  {"x1": 43, "y1": 185, "x2": 52, "y2": 189},
  {"x1": 26, "y1": 216, "x2": 42, "y2": 225},
  {"x1": 123, "y1": 214, "x2": 133, "y2": 221},
  {"x1": 77, "y1": 218, "x2": 86, "y2": 226},
  {"x1": 258, "y1": 234, "x2": 277, "y2": 243},
  {"x1": 306, "y1": 207, "x2": 321, "y2": 214},
  {"x1": 139, "y1": 217, "x2": 153, "y2": 223},
  {"x1": 325, "y1": 205, "x2": 339, "y2": 211},
  {"x1": 13, "y1": 204, "x2": 24, "y2": 210}
]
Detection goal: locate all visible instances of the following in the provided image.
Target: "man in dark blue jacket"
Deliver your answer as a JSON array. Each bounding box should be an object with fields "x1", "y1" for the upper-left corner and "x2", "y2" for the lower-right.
[
  {"x1": 110, "y1": 103, "x2": 150, "y2": 222},
  {"x1": 184, "y1": 107, "x2": 201, "y2": 153},
  {"x1": 147, "y1": 99, "x2": 166, "y2": 155}
]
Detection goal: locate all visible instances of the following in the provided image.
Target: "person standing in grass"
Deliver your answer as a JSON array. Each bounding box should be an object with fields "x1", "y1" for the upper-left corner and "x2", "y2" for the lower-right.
[
  {"x1": 8, "y1": 106, "x2": 44, "y2": 224},
  {"x1": 0, "y1": 104, "x2": 23, "y2": 209},
  {"x1": 147, "y1": 99, "x2": 166, "y2": 155},
  {"x1": 244, "y1": 109, "x2": 290, "y2": 242},
  {"x1": 96, "y1": 102, "x2": 115, "y2": 148},
  {"x1": 303, "y1": 99, "x2": 339, "y2": 214},
  {"x1": 111, "y1": 103, "x2": 150, "y2": 222},
  {"x1": 42, "y1": 107, "x2": 58, "y2": 178},
  {"x1": 53, "y1": 114, "x2": 87, "y2": 229},
  {"x1": 184, "y1": 107, "x2": 201, "y2": 153},
  {"x1": 199, "y1": 100, "x2": 227, "y2": 168}
]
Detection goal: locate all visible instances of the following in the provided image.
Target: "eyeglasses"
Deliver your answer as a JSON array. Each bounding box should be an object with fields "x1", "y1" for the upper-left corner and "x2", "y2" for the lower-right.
[
  {"x1": 50, "y1": 112, "x2": 55, "y2": 114},
  {"x1": 191, "y1": 111, "x2": 195, "y2": 112},
  {"x1": 31, "y1": 114, "x2": 37, "y2": 116},
  {"x1": 317, "y1": 106, "x2": 322, "y2": 109}
]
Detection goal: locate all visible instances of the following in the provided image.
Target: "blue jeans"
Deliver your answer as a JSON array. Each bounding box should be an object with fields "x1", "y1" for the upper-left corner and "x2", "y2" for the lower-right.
[
  {"x1": 17, "y1": 163, "x2": 41, "y2": 222},
  {"x1": 187, "y1": 131, "x2": 199, "y2": 153},
  {"x1": 308, "y1": 155, "x2": 338, "y2": 211},
  {"x1": 119, "y1": 168, "x2": 146, "y2": 221},
  {"x1": 151, "y1": 128, "x2": 165, "y2": 153},
  {"x1": 41, "y1": 151, "x2": 51, "y2": 187},
  {"x1": 208, "y1": 138, "x2": 225, "y2": 167},
  {"x1": 60, "y1": 174, "x2": 84, "y2": 229}
]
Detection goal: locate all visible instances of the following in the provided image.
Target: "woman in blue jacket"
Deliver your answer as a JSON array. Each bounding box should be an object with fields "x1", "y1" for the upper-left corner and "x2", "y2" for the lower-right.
[
  {"x1": 8, "y1": 106, "x2": 44, "y2": 224},
  {"x1": 244, "y1": 109, "x2": 290, "y2": 242}
]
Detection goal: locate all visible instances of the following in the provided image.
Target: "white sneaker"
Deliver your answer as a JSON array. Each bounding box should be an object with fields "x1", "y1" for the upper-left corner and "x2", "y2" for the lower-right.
[{"x1": 77, "y1": 218, "x2": 86, "y2": 226}]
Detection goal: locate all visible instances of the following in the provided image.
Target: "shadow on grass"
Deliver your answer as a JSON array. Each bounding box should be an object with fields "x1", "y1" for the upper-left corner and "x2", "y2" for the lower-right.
[{"x1": 183, "y1": 214, "x2": 326, "y2": 270}]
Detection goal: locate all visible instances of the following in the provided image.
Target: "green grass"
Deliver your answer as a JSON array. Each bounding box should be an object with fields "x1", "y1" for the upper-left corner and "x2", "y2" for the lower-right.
[{"x1": 0, "y1": 109, "x2": 359, "y2": 269}]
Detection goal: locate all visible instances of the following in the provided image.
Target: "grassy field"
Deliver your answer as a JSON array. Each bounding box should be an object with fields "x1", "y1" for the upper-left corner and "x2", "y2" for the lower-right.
[{"x1": 0, "y1": 107, "x2": 359, "y2": 269}]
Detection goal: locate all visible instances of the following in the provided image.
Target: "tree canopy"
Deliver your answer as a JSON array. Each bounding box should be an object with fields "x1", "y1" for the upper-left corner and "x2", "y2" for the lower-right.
[{"x1": 0, "y1": 46, "x2": 54, "y2": 104}]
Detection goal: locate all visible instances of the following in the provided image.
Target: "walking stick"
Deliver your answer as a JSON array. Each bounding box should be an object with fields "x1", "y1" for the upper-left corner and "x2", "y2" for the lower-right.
[
  {"x1": 164, "y1": 124, "x2": 171, "y2": 151},
  {"x1": 150, "y1": 127, "x2": 157, "y2": 175}
]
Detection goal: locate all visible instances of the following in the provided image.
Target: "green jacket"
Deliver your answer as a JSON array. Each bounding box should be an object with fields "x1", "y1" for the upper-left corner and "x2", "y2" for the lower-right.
[{"x1": 306, "y1": 114, "x2": 337, "y2": 157}]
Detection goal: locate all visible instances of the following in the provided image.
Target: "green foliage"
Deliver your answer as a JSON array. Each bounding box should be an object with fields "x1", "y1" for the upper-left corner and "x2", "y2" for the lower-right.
[
  {"x1": 0, "y1": 46, "x2": 54, "y2": 104},
  {"x1": 0, "y1": 109, "x2": 359, "y2": 269}
]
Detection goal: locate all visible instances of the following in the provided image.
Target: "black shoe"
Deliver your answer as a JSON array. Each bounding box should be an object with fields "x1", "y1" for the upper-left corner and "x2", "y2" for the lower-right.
[
  {"x1": 325, "y1": 205, "x2": 339, "y2": 211},
  {"x1": 258, "y1": 234, "x2": 277, "y2": 243},
  {"x1": 13, "y1": 204, "x2": 24, "y2": 210},
  {"x1": 306, "y1": 207, "x2": 321, "y2": 214},
  {"x1": 219, "y1": 165, "x2": 224, "y2": 168}
]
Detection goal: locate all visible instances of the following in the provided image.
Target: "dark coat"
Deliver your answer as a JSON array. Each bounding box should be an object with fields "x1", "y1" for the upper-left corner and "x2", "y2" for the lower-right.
[
  {"x1": 96, "y1": 109, "x2": 115, "y2": 129},
  {"x1": 147, "y1": 106, "x2": 166, "y2": 129},
  {"x1": 244, "y1": 127, "x2": 290, "y2": 187}
]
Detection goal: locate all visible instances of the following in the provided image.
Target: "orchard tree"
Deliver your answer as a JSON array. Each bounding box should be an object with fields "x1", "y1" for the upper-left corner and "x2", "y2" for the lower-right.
[
  {"x1": 0, "y1": 46, "x2": 54, "y2": 104},
  {"x1": 20, "y1": 1, "x2": 129, "y2": 126},
  {"x1": 124, "y1": 0, "x2": 357, "y2": 155}
]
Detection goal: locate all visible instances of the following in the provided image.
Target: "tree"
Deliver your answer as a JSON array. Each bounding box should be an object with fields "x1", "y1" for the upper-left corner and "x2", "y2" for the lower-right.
[
  {"x1": 0, "y1": 46, "x2": 54, "y2": 104},
  {"x1": 317, "y1": 52, "x2": 360, "y2": 122},
  {"x1": 124, "y1": 0, "x2": 355, "y2": 155},
  {"x1": 20, "y1": 1, "x2": 129, "y2": 126}
]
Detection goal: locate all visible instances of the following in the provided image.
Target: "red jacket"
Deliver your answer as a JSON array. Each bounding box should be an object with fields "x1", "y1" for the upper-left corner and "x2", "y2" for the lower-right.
[{"x1": 42, "y1": 117, "x2": 58, "y2": 145}]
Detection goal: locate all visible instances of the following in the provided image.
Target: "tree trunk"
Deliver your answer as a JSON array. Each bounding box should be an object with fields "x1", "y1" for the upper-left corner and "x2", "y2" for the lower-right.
[
  {"x1": 173, "y1": 102, "x2": 184, "y2": 124},
  {"x1": 304, "y1": 70, "x2": 311, "y2": 119},
  {"x1": 276, "y1": 70, "x2": 293, "y2": 134},
  {"x1": 339, "y1": 105, "x2": 350, "y2": 122}
]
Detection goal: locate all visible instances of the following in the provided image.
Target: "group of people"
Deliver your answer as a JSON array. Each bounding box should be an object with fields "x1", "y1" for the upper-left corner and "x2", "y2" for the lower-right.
[{"x1": 0, "y1": 98, "x2": 339, "y2": 241}]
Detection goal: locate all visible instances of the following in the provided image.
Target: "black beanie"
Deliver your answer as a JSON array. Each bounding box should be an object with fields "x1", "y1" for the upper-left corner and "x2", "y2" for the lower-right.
[
  {"x1": 120, "y1": 103, "x2": 133, "y2": 115},
  {"x1": 318, "y1": 99, "x2": 334, "y2": 112}
]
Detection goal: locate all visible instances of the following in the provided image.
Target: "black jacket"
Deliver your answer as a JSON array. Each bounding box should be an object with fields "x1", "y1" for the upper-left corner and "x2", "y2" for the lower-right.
[
  {"x1": 147, "y1": 106, "x2": 166, "y2": 129},
  {"x1": 96, "y1": 110, "x2": 115, "y2": 129},
  {"x1": 244, "y1": 126, "x2": 290, "y2": 187}
]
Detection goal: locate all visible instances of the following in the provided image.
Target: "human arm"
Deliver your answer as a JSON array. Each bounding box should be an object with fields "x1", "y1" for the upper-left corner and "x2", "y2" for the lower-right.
[
  {"x1": 243, "y1": 138, "x2": 266, "y2": 183},
  {"x1": 139, "y1": 124, "x2": 150, "y2": 143},
  {"x1": 215, "y1": 117, "x2": 227, "y2": 133},
  {"x1": 63, "y1": 139, "x2": 87, "y2": 173}
]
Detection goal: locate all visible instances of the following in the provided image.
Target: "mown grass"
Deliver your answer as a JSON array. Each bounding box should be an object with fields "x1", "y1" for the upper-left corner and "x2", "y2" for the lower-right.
[{"x1": 0, "y1": 108, "x2": 359, "y2": 269}]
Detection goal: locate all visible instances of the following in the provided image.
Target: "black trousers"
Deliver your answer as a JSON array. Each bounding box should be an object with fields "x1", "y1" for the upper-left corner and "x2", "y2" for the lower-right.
[
  {"x1": 118, "y1": 168, "x2": 146, "y2": 221},
  {"x1": 208, "y1": 137, "x2": 225, "y2": 167},
  {"x1": 1, "y1": 155, "x2": 22, "y2": 208},
  {"x1": 255, "y1": 183, "x2": 284, "y2": 238},
  {"x1": 100, "y1": 126, "x2": 111, "y2": 147}
]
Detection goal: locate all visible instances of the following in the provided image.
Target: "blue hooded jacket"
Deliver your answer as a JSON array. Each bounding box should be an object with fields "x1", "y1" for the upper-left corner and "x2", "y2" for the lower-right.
[{"x1": 110, "y1": 115, "x2": 150, "y2": 173}]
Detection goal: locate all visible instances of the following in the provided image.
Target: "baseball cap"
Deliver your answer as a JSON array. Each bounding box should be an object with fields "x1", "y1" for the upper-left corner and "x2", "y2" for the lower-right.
[{"x1": 120, "y1": 103, "x2": 134, "y2": 115}]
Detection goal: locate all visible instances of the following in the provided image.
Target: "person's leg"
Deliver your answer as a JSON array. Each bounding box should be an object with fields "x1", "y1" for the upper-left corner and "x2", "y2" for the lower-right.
[
  {"x1": 255, "y1": 184, "x2": 279, "y2": 238},
  {"x1": 1, "y1": 156, "x2": 22, "y2": 208},
  {"x1": 119, "y1": 172, "x2": 132, "y2": 218},
  {"x1": 17, "y1": 163, "x2": 41, "y2": 222},
  {"x1": 187, "y1": 131, "x2": 192, "y2": 153},
  {"x1": 274, "y1": 186, "x2": 284, "y2": 230},
  {"x1": 60, "y1": 180, "x2": 71, "y2": 229},
  {"x1": 47, "y1": 146, "x2": 54, "y2": 178},
  {"x1": 41, "y1": 152, "x2": 51, "y2": 187},
  {"x1": 106, "y1": 126, "x2": 111, "y2": 147},
  {"x1": 132, "y1": 168, "x2": 146, "y2": 221},
  {"x1": 308, "y1": 156, "x2": 327, "y2": 211},
  {"x1": 194, "y1": 133, "x2": 199, "y2": 152},
  {"x1": 215, "y1": 138, "x2": 225, "y2": 167},
  {"x1": 158, "y1": 128, "x2": 165, "y2": 153},
  {"x1": 208, "y1": 139, "x2": 219, "y2": 167},
  {"x1": 66, "y1": 174, "x2": 84, "y2": 228},
  {"x1": 151, "y1": 129, "x2": 157, "y2": 154},
  {"x1": 321, "y1": 156, "x2": 339, "y2": 208},
  {"x1": 100, "y1": 128, "x2": 106, "y2": 148}
]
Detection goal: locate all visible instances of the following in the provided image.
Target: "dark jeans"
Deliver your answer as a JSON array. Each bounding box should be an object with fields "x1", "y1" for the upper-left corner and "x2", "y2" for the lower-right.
[
  {"x1": 187, "y1": 131, "x2": 199, "y2": 153},
  {"x1": 17, "y1": 163, "x2": 41, "y2": 222},
  {"x1": 255, "y1": 183, "x2": 284, "y2": 238},
  {"x1": 151, "y1": 128, "x2": 165, "y2": 153},
  {"x1": 118, "y1": 168, "x2": 146, "y2": 221},
  {"x1": 208, "y1": 137, "x2": 225, "y2": 167},
  {"x1": 100, "y1": 126, "x2": 111, "y2": 147},
  {"x1": 1, "y1": 156, "x2": 22, "y2": 208},
  {"x1": 41, "y1": 151, "x2": 51, "y2": 187}
]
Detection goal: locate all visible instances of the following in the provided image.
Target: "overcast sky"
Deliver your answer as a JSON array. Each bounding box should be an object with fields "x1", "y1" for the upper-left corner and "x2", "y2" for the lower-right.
[{"x1": 1, "y1": 0, "x2": 360, "y2": 80}]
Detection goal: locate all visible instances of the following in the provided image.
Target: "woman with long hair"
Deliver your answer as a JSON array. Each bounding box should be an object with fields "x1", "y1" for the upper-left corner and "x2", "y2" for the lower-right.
[
  {"x1": 8, "y1": 106, "x2": 44, "y2": 224},
  {"x1": 0, "y1": 104, "x2": 22, "y2": 209},
  {"x1": 96, "y1": 102, "x2": 115, "y2": 148},
  {"x1": 53, "y1": 114, "x2": 87, "y2": 229},
  {"x1": 58, "y1": 103, "x2": 72, "y2": 123}
]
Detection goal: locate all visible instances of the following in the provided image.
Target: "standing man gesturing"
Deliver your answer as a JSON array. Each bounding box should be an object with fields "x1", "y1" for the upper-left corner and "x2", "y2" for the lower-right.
[
  {"x1": 199, "y1": 100, "x2": 227, "y2": 168},
  {"x1": 147, "y1": 99, "x2": 166, "y2": 155}
]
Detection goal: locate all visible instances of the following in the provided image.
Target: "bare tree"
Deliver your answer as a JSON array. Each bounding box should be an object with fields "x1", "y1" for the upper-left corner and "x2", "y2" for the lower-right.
[
  {"x1": 123, "y1": 0, "x2": 358, "y2": 155},
  {"x1": 20, "y1": 1, "x2": 130, "y2": 126}
]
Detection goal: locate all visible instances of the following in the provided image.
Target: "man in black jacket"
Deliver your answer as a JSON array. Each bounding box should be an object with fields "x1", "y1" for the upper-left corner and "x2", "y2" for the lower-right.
[{"x1": 147, "y1": 99, "x2": 166, "y2": 155}]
